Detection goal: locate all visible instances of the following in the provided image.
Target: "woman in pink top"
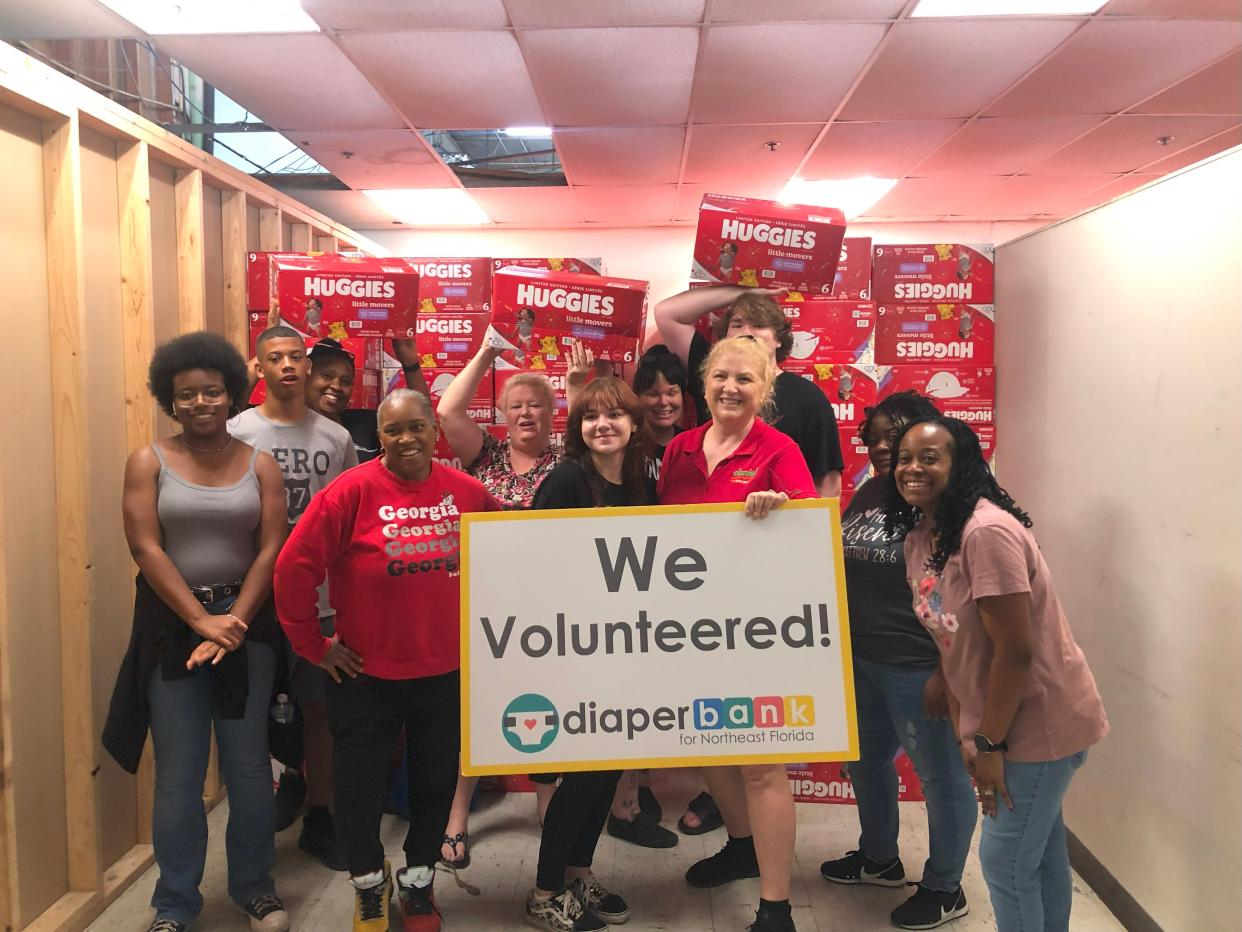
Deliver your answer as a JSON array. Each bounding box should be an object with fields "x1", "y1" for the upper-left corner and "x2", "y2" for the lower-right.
[
  {"x1": 659, "y1": 336, "x2": 816, "y2": 932},
  {"x1": 886, "y1": 416, "x2": 1108, "y2": 932}
]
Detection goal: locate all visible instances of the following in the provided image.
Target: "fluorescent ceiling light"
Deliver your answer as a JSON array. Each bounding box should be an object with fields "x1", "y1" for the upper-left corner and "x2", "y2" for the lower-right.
[
  {"x1": 503, "y1": 126, "x2": 553, "y2": 138},
  {"x1": 911, "y1": 0, "x2": 1107, "y2": 16},
  {"x1": 362, "y1": 189, "x2": 492, "y2": 226},
  {"x1": 97, "y1": 0, "x2": 320, "y2": 35},
  {"x1": 779, "y1": 177, "x2": 898, "y2": 220}
]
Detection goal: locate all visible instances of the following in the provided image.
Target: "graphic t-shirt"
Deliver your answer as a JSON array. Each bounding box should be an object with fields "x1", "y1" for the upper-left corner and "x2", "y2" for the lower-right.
[
  {"x1": 646, "y1": 426, "x2": 683, "y2": 483},
  {"x1": 340, "y1": 409, "x2": 381, "y2": 463},
  {"x1": 275, "y1": 459, "x2": 503, "y2": 680},
  {"x1": 842, "y1": 478, "x2": 938, "y2": 667},
  {"x1": 687, "y1": 332, "x2": 843, "y2": 482},
  {"x1": 904, "y1": 500, "x2": 1109, "y2": 762}
]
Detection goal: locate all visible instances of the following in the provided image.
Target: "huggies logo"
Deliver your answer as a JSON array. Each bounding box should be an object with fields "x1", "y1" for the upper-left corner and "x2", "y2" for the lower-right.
[
  {"x1": 501, "y1": 693, "x2": 560, "y2": 754},
  {"x1": 692, "y1": 695, "x2": 814, "y2": 730}
]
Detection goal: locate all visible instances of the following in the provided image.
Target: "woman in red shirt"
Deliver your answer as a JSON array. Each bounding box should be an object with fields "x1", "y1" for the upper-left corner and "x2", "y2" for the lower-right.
[
  {"x1": 275, "y1": 389, "x2": 502, "y2": 932},
  {"x1": 658, "y1": 336, "x2": 816, "y2": 932}
]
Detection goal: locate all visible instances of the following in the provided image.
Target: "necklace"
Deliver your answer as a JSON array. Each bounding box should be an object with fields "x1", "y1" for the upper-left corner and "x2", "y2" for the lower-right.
[{"x1": 177, "y1": 433, "x2": 233, "y2": 455}]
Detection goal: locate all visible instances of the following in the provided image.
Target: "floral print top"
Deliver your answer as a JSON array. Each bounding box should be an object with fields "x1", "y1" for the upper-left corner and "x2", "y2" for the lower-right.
[{"x1": 465, "y1": 428, "x2": 563, "y2": 510}]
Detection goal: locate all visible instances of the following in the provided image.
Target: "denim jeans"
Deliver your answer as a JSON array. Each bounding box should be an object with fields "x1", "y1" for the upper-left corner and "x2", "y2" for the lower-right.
[
  {"x1": 850, "y1": 656, "x2": 978, "y2": 892},
  {"x1": 148, "y1": 599, "x2": 276, "y2": 923},
  {"x1": 979, "y1": 750, "x2": 1087, "y2": 932}
]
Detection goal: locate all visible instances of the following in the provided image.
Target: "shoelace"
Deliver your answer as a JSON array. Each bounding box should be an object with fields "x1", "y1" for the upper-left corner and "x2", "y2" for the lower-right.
[
  {"x1": 246, "y1": 894, "x2": 285, "y2": 918},
  {"x1": 150, "y1": 921, "x2": 183, "y2": 932},
  {"x1": 357, "y1": 883, "x2": 388, "y2": 921},
  {"x1": 549, "y1": 890, "x2": 583, "y2": 922}
]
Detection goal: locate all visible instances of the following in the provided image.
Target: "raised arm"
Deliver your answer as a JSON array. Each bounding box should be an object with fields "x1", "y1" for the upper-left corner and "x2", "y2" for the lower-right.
[
  {"x1": 437, "y1": 342, "x2": 500, "y2": 467},
  {"x1": 389, "y1": 338, "x2": 430, "y2": 397},
  {"x1": 654, "y1": 285, "x2": 786, "y2": 365}
]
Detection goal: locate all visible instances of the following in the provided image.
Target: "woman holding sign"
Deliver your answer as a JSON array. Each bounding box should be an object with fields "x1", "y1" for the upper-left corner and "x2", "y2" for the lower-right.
[
  {"x1": 886, "y1": 417, "x2": 1108, "y2": 932},
  {"x1": 523, "y1": 377, "x2": 655, "y2": 931},
  {"x1": 658, "y1": 336, "x2": 817, "y2": 932}
]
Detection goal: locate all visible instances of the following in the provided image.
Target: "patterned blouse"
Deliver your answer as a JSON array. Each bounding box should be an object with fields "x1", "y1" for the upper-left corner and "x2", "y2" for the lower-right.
[{"x1": 466, "y1": 428, "x2": 563, "y2": 510}]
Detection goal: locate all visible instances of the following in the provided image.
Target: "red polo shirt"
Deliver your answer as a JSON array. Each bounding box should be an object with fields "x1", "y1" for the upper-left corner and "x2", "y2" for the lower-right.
[{"x1": 658, "y1": 418, "x2": 817, "y2": 505}]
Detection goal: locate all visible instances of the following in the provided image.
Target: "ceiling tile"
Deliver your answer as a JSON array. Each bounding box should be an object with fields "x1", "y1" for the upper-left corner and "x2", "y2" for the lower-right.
[
  {"x1": 674, "y1": 182, "x2": 784, "y2": 220},
  {"x1": 556, "y1": 127, "x2": 686, "y2": 185},
  {"x1": 1102, "y1": 0, "x2": 1242, "y2": 18},
  {"x1": 682, "y1": 123, "x2": 822, "y2": 183},
  {"x1": 1025, "y1": 114, "x2": 1240, "y2": 174},
  {"x1": 840, "y1": 19, "x2": 1083, "y2": 121},
  {"x1": 338, "y1": 30, "x2": 544, "y2": 128},
  {"x1": 802, "y1": 120, "x2": 966, "y2": 177},
  {"x1": 861, "y1": 176, "x2": 1011, "y2": 218},
  {"x1": 990, "y1": 174, "x2": 1124, "y2": 214},
  {"x1": 1143, "y1": 125, "x2": 1242, "y2": 172},
  {"x1": 292, "y1": 131, "x2": 457, "y2": 189},
  {"x1": 711, "y1": 0, "x2": 906, "y2": 21},
  {"x1": 692, "y1": 23, "x2": 887, "y2": 123},
  {"x1": 285, "y1": 189, "x2": 406, "y2": 230},
  {"x1": 986, "y1": 19, "x2": 1242, "y2": 117},
  {"x1": 1055, "y1": 173, "x2": 1164, "y2": 216},
  {"x1": 0, "y1": 0, "x2": 138, "y2": 38},
  {"x1": 523, "y1": 27, "x2": 700, "y2": 125},
  {"x1": 302, "y1": 0, "x2": 510, "y2": 30},
  {"x1": 1131, "y1": 50, "x2": 1242, "y2": 115},
  {"x1": 469, "y1": 187, "x2": 583, "y2": 225},
  {"x1": 507, "y1": 0, "x2": 706, "y2": 27},
  {"x1": 156, "y1": 34, "x2": 403, "y2": 130},
  {"x1": 574, "y1": 185, "x2": 678, "y2": 223},
  {"x1": 912, "y1": 115, "x2": 1107, "y2": 176}
]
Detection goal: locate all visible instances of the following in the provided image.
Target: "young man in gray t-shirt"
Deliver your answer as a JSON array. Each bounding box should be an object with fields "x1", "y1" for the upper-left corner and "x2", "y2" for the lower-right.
[{"x1": 230, "y1": 325, "x2": 356, "y2": 870}]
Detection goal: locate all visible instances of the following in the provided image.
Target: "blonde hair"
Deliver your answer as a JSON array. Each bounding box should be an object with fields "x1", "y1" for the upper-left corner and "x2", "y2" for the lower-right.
[
  {"x1": 499, "y1": 371, "x2": 556, "y2": 410},
  {"x1": 701, "y1": 336, "x2": 778, "y2": 419}
]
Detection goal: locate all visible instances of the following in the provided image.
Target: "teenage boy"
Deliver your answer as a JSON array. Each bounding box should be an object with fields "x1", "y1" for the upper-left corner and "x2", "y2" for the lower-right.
[{"x1": 230, "y1": 325, "x2": 358, "y2": 871}]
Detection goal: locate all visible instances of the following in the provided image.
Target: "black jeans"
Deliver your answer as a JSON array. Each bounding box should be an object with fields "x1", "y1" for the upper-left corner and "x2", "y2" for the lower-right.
[
  {"x1": 325, "y1": 669, "x2": 460, "y2": 876},
  {"x1": 536, "y1": 769, "x2": 622, "y2": 892}
]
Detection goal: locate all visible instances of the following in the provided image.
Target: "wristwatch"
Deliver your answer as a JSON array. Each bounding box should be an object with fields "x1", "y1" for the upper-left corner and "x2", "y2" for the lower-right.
[{"x1": 973, "y1": 732, "x2": 1008, "y2": 754}]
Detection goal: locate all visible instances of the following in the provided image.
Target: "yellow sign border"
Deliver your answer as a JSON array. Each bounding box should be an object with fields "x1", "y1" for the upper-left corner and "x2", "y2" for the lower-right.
[{"x1": 459, "y1": 498, "x2": 857, "y2": 776}]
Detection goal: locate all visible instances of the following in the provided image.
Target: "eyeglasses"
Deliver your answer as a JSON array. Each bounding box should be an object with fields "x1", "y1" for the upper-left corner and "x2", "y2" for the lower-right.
[{"x1": 173, "y1": 386, "x2": 229, "y2": 407}]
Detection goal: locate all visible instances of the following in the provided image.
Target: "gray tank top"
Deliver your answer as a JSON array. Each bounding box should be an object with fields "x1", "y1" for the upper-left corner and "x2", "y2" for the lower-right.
[{"x1": 154, "y1": 443, "x2": 262, "y2": 588}]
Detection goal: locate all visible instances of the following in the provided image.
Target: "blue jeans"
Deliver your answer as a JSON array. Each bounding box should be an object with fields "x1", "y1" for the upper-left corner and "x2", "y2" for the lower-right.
[
  {"x1": 979, "y1": 751, "x2": 1087, "y2": 932},
  {"x1": 148, "y1": 605, "x2": 276, "y2": 924},
  {"x1": 850, "y1": 657, "x2": 978, "y2": 892}
]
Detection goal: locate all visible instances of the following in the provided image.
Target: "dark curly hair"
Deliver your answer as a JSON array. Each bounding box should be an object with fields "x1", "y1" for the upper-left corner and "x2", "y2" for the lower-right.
[
  {"x1": 883, "y1": 416, "x2": 1031, "y2": 574},
  {"x1": 564, "y1": 377, "x2": 653, "y2": 506},
  {"x1": 856, "y1": 389, "x2": 941, "y2": 445},
  {"x1": 632, "y1": 344, "x2": 688, "y2": 395},
  {"x1": 148, "y1": 331, "x2": 250, "y2": 417}
]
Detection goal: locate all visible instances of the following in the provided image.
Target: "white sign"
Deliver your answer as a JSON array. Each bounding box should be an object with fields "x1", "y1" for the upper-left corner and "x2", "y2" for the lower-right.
[{"x1": 460, "y1": 500, "x2": 857, "y2": 775}]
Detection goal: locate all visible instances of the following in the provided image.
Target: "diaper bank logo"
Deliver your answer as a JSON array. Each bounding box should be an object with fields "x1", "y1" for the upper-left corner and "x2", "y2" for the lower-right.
[{"x1": 501, "y1": 694, "x2": 560, "y2": 754}]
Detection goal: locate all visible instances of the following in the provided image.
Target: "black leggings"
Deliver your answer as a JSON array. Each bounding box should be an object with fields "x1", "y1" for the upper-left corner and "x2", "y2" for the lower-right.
[
  {"x1": 536, "y1": 769, "x2": 622, "y2": 892},
  {"x1": 325, "y1": 670, "x2": 459, "y2": 875}
]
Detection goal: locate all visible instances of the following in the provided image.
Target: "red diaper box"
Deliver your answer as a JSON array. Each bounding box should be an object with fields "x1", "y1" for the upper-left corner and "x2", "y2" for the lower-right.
[
  {"x1": 492, "y1": 257, "x2": 603, "y2": 276},
  {"x1": 248, "y1": 251, "x2": 313, "y2": 311},
  {"x1": 431, "y1": 432, "x2": 466, "y2": 472},
  {"x1": 383, "y1": 365, "x2": 494, "y2": 426},
  {"x1": 871, "y1": 244, "x2": 994, "y2": 304},
  {"x1": 831, "y1": 236, "x2": 873, "y2": 300},
  {"x1": 269, "y1": 254, "x2": 419, "y2": 339},
  {"x1": 494, "y1": 366, "x2": 571, "y2": 427},
  {"x1": 976, "y1": 423, "x2": 997, "y2": 470},
  {"x1": 785, "y1": 362, "x2": 880, "y2": 432},
  {"x1": 691, "y1": 194, "x2": 846, "y2": 292},
  {"x1": 874, "y1": 304, "x2": 994, "y2": 366},
  {"x1": 788, "y1": 754, "x2": 925, "y2": 805},
  {"x1": 490, "y1": 267, "x2": 648, "y2": 367},
  {"x1": 402, "y1": 257, "x2": 492, "y2": 313},
  {"x1": 410, "y1": 312, "x2": 489, "y2": 369},
  {"x1": 782, "y1": 299, "x2": 875, "y2": 365},
  {"x1": 877, "y1": 364, "x2": 996, "y2": 427},
  {"x1": 838, "y1": 426, "x2": 871, "y2": 493}
]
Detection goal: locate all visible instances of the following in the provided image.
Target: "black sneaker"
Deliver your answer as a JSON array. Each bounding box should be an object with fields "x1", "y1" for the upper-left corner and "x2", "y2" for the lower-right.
[
  {"x1": 748, "y1": 903, "x2": 797, "y2": 932},
  {"x1": 239, "y1": 892, "x2": 290, "y2": 932},
  {"x1": 299, "y1": 807, "x2": 347, "y2": 871},
  {"x1": 819, "y1": 849, "x2": 905, "y2": 887},
  {"x1": 568, "y1": 875, "x2": 630, "y2": 924},
  {"x1": 606, "y1": 812, "x2": 678, "y2": 848},
  {"x1": 525, "y1": 888, "x2": 607, "y2": 932},
  {"x1": 891, "y1": 884, "x2": 968, "y2": 930},
  {"x1": 685, "y1": 836, "x2": 761, "y2": 888},
  {"x1": 147, "y1": 920, "x2": 187, "y2": 932},
  {"x1": 273, "y1": 771, "x2": 306, "y2": 832}
]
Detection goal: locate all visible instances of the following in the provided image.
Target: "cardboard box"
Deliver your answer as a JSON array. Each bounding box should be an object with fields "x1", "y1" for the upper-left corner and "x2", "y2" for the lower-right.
[
  {"x1": 782, "y1": 299, "x2": 875, "y2": 365},
  {"x1": 384, "y1": 366, "x2": 494, "y2": 425},
  {"x1": 691, "y1": 193, "x2": 846, "y2": 292},
  {"x1": 410, "y1": 311, "x2": 489, "y2": 369},
  {"x1": 491, "y1": 267, "x2": 647, "y2": 367},
  {"x1": 874, "y1": 304, "x2": 994, "y2": 366},
  {"x1": 871, "y1": 243, "x2": 994, "y2": 303},
  {"x1": 270, "y1": 254, "x2": 419, "y2": 339},
  {"x1": 787, "y1": 755, "x2": 924, "y2": 805},
  {"x1": 878, "y1": 364, "x2": 995, "y2": 426},
  {"x1": 784, "y1": 362, "x2": 880, "y2": 432},
  {"x1": 248, "y1": 251, "x2": 312, "y2": 311},
  {"x1": 838, "y1": 426, "x2": 871, "y2": 493},
  {"x1": 830, "y1": 236, "x2": 872, "y2": 300},
  {"x1": 402, "y1": 257, "x2": 492, "y2": 313},
  {"x1": 975, "y1": 423, "x2": 997, "y2": 470},
  {"x1": 493, "y1": 257, "x2": 603, "y2": 275}
]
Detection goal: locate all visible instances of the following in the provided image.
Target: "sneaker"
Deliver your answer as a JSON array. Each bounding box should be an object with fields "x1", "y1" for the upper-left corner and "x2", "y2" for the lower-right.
[
  {"x1": 748, "y1": 903, "x2": 798, "y2": 932},
  {"x1": 396, "y1": 866, "x2": 442, "y2": 932},
  {"x1": 352, "y1": 861, "x2": 393, "y2": 932},
  {"x1": 819, "y1": 849, "x2": 906, "y2": 887},
  {"x1": 891, "y1": 884, "x2": 969, "y2": 930},
  {"x1": 240, "y1": 893, "x2": 290, "y2": 932},
  {"x1": 147, "y1": 920, "x2": 187, "y2": 932},
  {"x1": 606, "y1": 812, "x2": 678, "y2": 849},
  {"x1": 685, "y1": 836, "x2": 760, "y2": 888},
  {"x1": 273, "y1": 770, "x2": 306, "y2": 832},
  {"x1": 569, "y1": 875, "x2": 630, "y2": 924},
  {"x1": 525, "y1": 888, "x2": 607, "y2": 932},
  {"x1": 299, "y1": 808, "x2": 347, "y2": 871}
]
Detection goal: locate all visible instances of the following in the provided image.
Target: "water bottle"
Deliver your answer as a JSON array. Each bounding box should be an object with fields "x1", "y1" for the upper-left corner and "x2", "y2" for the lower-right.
[{"x1": 270, "y1": 692, "x2": 295, "y2": 725}]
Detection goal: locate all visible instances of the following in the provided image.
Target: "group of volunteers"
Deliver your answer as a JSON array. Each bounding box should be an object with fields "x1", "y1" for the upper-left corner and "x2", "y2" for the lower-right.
[{"x1": 102, "y1": 281, "x2": 1108, "y2": 932}]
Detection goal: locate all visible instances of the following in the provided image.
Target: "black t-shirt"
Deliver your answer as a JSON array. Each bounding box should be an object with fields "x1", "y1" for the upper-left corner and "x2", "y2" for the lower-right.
[
  {"x1": 687, "y1": 332, "x2": 844, "y2": 482},
  {"x1": 841, "y1": 477, "x2": 938, "y2": 667},
  {"x1": 532, "y1": 459, "x2": 655, "y2": 510},
  {"x1": 646, "y1": 426, "x2": 684, "y2": 483},
  {"x1": 340, "y1": 409, "x2": 381, "y2": 463}
]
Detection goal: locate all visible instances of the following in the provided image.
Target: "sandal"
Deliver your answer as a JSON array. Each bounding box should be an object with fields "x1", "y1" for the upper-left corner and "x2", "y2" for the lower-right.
[
  {"x1": 677, "y1": 791, "x2": 723, "y2": 835},
  {"x1": 439, "y1": 831, "x2": 470, "y2": 870}
]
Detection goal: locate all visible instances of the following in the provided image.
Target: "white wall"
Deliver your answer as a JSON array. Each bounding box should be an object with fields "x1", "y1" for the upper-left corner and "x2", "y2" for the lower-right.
[{"x1": 994, "y1": 149, "x2": 1242, "y2": 931}]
